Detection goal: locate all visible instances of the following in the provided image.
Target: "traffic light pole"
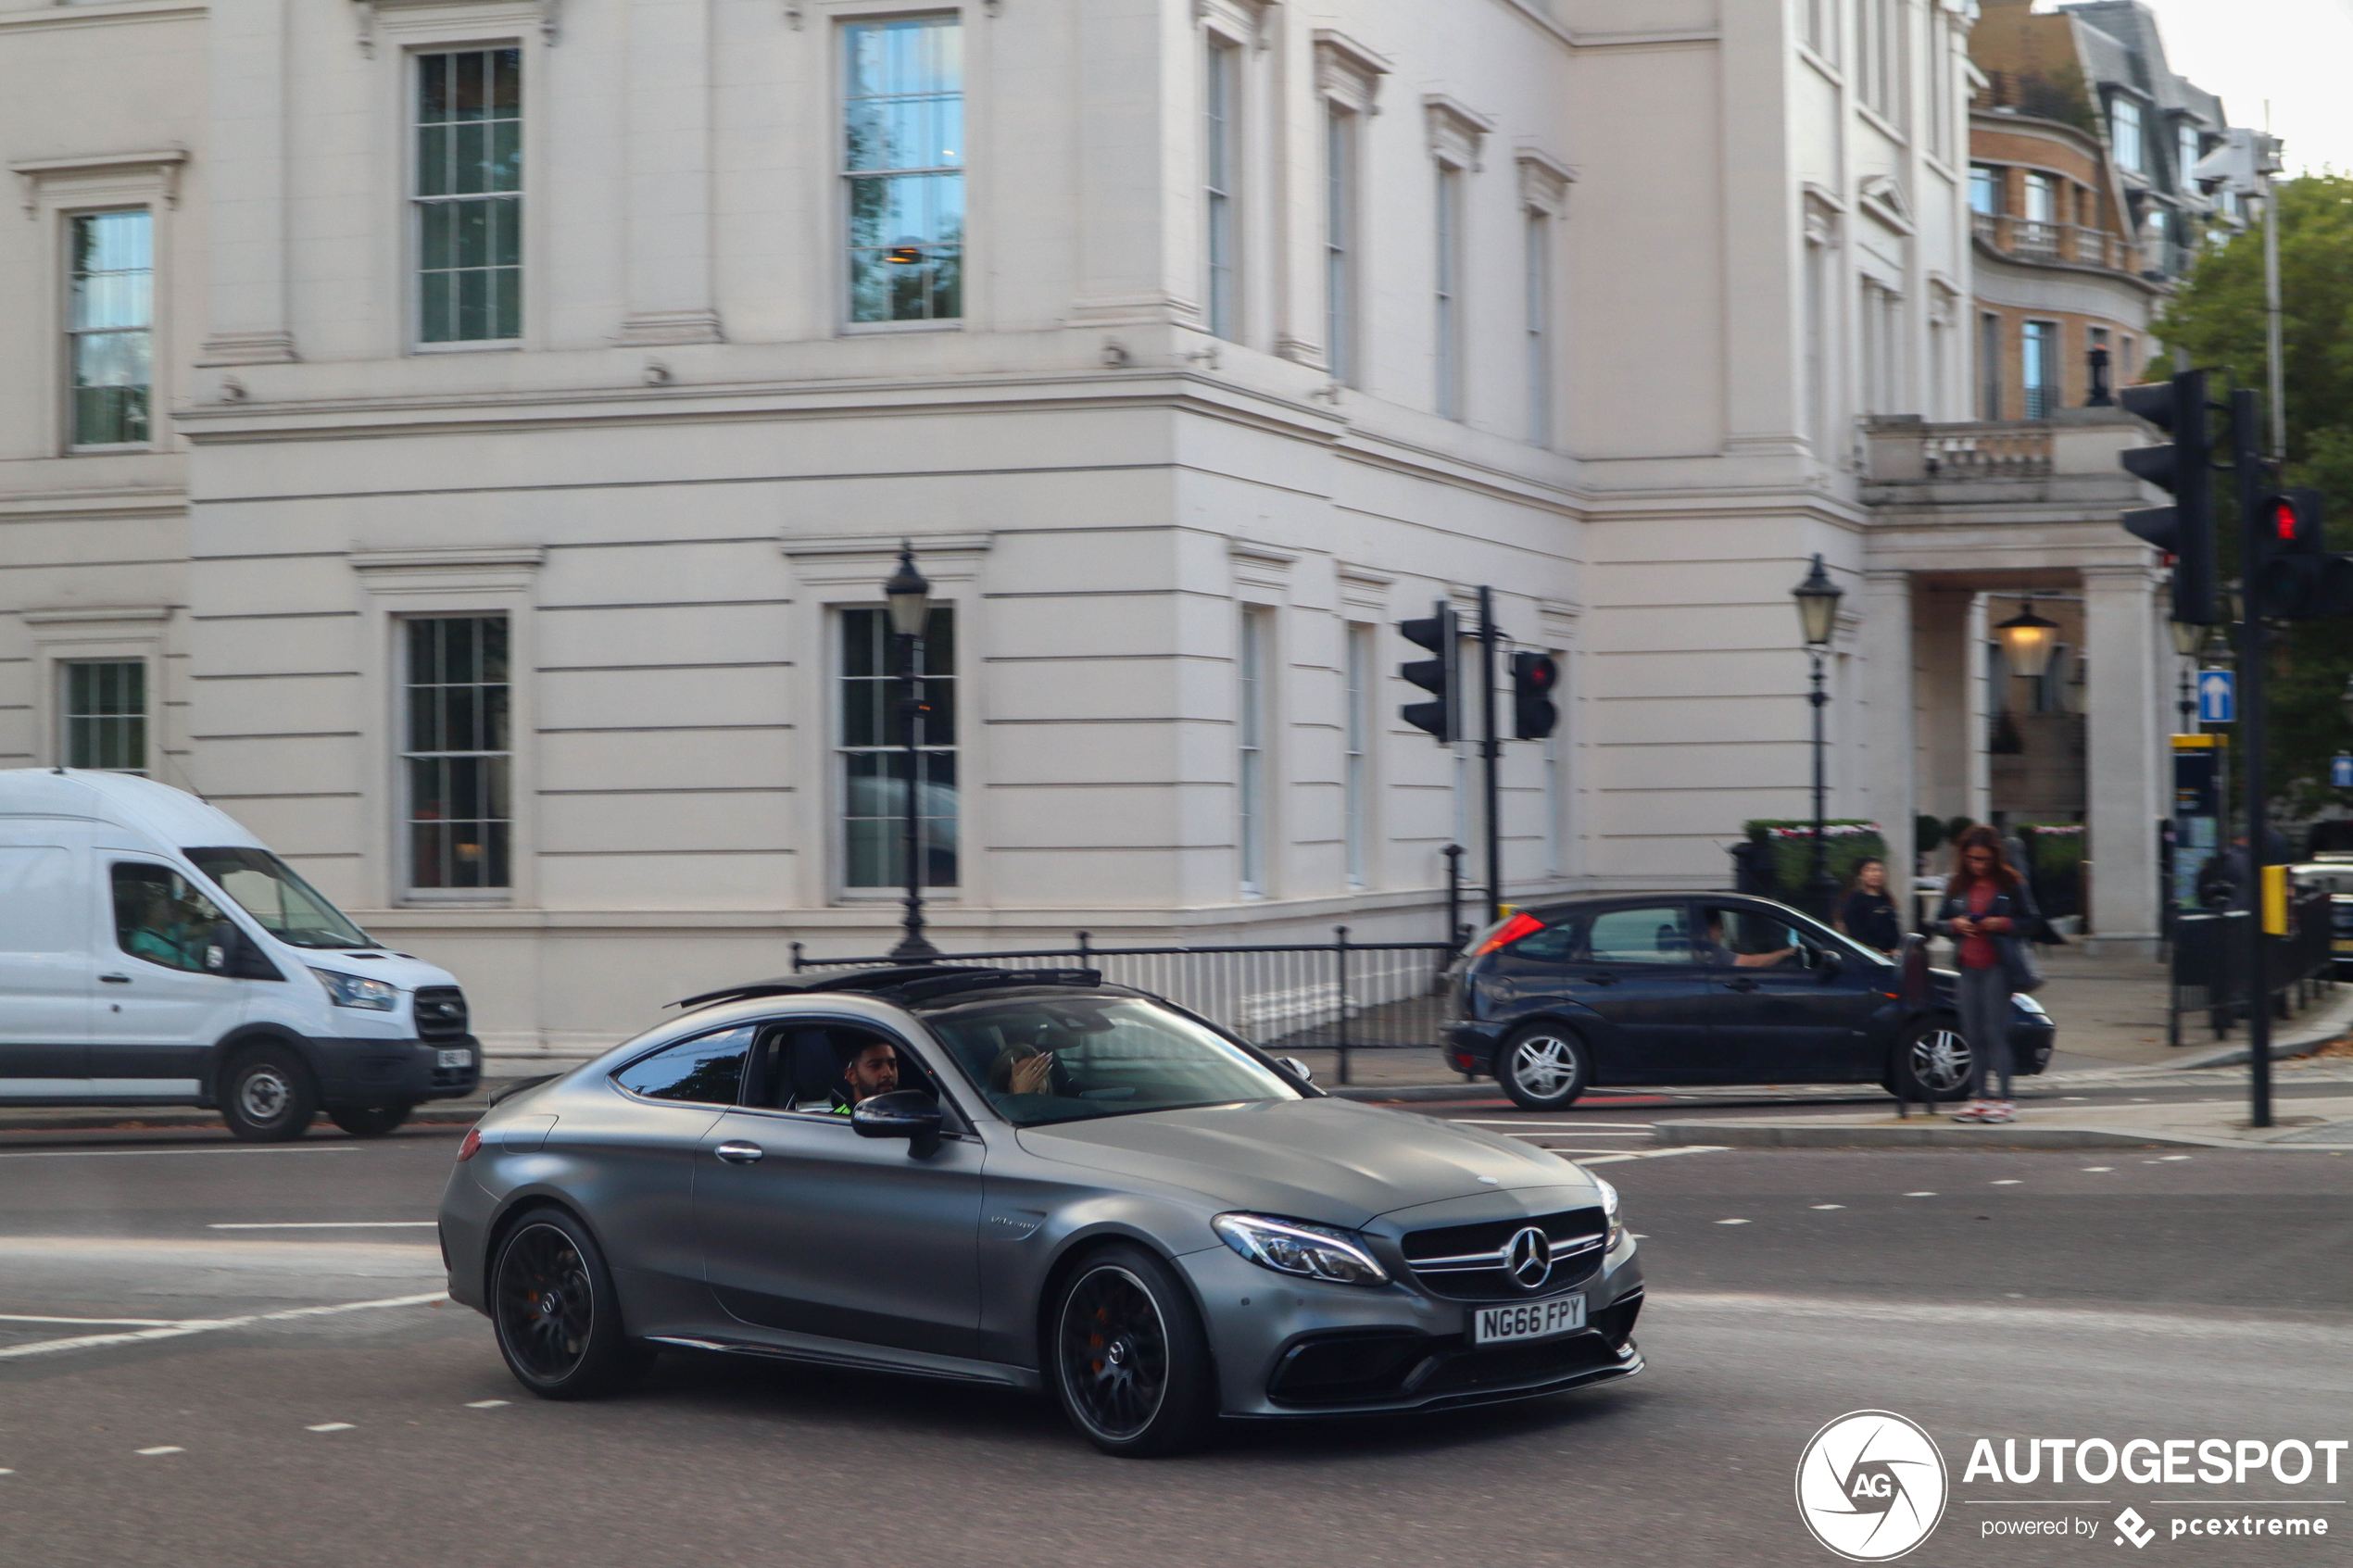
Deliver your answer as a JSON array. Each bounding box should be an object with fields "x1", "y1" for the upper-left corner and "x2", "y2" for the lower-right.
[
  {"x1": 2233, "y1": 385, "x2": 2273, "y2": 1128},
  {"x1": 1478, "y1": 585, "x2": 1503, "y2": 923}
]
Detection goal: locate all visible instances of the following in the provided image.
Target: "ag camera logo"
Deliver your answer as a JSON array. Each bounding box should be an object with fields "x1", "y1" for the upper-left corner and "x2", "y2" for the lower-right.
[{"x1": 1796, "y1": 1411, "x2": 1949, "y2": 1562}]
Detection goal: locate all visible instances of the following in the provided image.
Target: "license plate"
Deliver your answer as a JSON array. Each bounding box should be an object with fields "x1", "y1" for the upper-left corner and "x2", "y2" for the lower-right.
[
  {"x1": 436, "y1": 1048, "x2": 472, "y2": 1069},
  {"x1": 1472, "y1": 1293, "x2": 1586, "y2": 1346}
]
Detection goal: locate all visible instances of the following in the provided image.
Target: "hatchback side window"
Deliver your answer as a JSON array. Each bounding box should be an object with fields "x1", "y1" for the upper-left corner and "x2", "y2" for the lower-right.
[
  {"x1": 1585, "y1": 906, "x2": 1695, "y2": 964},
  {"x1": 1698, "y1": 905, "x2": 1808, "y2": 971},
  {"x1": 612, "y1": 1025, "x2": 757, "y2": 1104},
  {"x1": 1502, "y1": 919, "x2": 1580, "y2": 962},
  {"x1": 111, "y1": 861, "x2": 232, "y2": 974}
]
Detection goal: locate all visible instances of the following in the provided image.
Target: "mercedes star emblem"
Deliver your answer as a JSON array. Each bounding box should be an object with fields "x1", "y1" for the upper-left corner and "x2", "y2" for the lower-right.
[{"x1": 1505, "y1": 1226, "x2": 1553, "y2": 1290}]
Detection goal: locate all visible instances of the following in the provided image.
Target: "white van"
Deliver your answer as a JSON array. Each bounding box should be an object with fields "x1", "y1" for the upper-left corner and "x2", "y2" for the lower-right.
[{"x1": 0, "y1": 769, "x2": 479, "y2": 1139}]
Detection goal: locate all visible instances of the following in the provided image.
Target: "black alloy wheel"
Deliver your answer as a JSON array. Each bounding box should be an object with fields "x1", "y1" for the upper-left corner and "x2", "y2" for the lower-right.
[
  {"x1": 1498, "y1": 1023, "x2": 1590, "y2": 1110},
  {"x1": 1890, "y1": 1017, "x2": 1974, "y2": 1102},
  {"x1": 327, "y1": 1101, "x2": 413, "y2": 1137},
  {"x1": 490, "y1": 1210, "x2": 648, "y2": 1399},
  {"x1": 1050, "y1": 1245, "x2": 1214, "y2": 1457},
  {"x1": 219, "y1": 1047, "x2": 320, "y2": 1142}
]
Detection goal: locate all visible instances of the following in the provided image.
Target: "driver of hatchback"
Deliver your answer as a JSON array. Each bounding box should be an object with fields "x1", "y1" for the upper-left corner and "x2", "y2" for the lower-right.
[{"x1": 829, "y1": 1039, "x2": 901, "y2": 1113}]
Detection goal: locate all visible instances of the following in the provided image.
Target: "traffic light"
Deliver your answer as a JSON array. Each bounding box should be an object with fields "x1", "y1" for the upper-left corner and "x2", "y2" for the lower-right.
[
  {"x1": 2252, "y1": 489, "x2": 2353, "y2": 618},
  {"x1": 1398, "y1": 602, "x2": 1459, "y2": 743},
  {"x1": 2119, "y1": 369, "x2": 2218, "y2": 624},
  {"x1": 1509, "y1": 651, "x2": 1559, "y2": 740}
]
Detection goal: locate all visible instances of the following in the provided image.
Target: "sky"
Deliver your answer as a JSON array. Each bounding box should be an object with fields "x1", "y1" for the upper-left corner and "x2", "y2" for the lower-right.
[{"x1": 2101, "y1": 0, "x2": 2353, "y2": 175}]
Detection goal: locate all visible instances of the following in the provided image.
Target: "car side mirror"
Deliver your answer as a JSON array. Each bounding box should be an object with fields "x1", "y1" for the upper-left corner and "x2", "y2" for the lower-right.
[
  {"x1": 1275, "y1": 1056, "x2": 1315, "y2": 1085},
  {"x1": 851, "y1": 1089, "x2": 944, "y2": 1156},
  {"x1": 1812, "y1": 947, "x2": 1843, "y2": 981}
]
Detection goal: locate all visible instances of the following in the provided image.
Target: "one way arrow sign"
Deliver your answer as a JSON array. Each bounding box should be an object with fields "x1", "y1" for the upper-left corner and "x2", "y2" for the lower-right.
[{"x1": 2196, "y1": 670, "x2": 2235, "y2": 724}]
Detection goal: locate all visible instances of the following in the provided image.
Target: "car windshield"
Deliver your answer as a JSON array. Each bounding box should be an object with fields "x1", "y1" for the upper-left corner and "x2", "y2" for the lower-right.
[
  {"x1": 183, "y1": 847, "x2": 377, "y2": 949},
  {"x1": 919, "y1": 992, "x2": 1302, "y2": 1127}
]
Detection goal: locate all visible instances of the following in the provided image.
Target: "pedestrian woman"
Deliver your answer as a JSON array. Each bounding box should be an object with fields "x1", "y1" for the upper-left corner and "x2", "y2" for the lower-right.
[
  {"x1": 1838, "y1": 857, "x2": 1904, "y2": 957},
  {"x1": 1931, "y1": 825, "x2": 2035, "y2": 1123}
]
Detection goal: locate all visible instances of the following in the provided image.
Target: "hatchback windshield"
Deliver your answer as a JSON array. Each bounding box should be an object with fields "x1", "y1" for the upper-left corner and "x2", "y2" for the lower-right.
[
  {"x1": 184, "y1": 847, "x2": 377, "y2": 949},
  {"x1": 920, "y1": 992, "x2": 1301, "y2": 1126}
]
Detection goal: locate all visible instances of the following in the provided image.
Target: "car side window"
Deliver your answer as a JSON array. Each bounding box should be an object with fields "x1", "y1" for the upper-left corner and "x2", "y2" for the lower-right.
[
  {"x1": 741, "y1": 1022, "x2": 945, "y2": 1113},
  {"x1": 1698, "y1": 905, "x2": 1808, "y2": 970},
  {"x1": 611, "y1": 1024, "x2": 757, "y2": 1104},
  {"x1": 111, "y1": 861, "x2": 232, "y2": 974},
  {"x1": 1585, "y1": 906, "x2": 1695, "y2": 965},
  {"x1": 1500, "y1": 918, "x2": 1580, "y2": 962}
]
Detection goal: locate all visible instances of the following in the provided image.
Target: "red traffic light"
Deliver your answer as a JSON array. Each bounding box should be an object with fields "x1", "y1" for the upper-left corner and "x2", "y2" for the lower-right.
[{"x1": 2264, "y1": 488, "x2": 2327, "y2": 554}]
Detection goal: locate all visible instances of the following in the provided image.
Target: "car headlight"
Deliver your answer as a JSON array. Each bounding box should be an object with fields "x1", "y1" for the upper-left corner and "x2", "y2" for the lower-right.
[
  {"x1": 2014, "y1": 994, "x2": 2048, "y2": 1018},
  {"x1": 1593, "y1": 1175, "x2": 1626, "y2": 1248},
  {"x1": 1212, "y1": 1212, "x2": 1390, "y2": 1287},
  {"x1": 310, "y1": 967, "x2": 398, "y2": 1011}
]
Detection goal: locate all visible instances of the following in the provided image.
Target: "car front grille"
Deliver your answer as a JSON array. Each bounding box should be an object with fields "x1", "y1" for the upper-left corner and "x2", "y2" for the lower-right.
[
  {"x1": 413, "y1": 986, "x2": 469, "y2": 1041},
  {"x1": 1401, "y1": 1207, "x2": 1609, "y2": 1301}
]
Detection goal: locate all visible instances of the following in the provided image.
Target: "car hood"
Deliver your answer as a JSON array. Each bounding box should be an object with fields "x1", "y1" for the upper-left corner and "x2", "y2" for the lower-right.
[{"x1": 1013, "y1": 1098, "x2": 1592, "y2": 1229}]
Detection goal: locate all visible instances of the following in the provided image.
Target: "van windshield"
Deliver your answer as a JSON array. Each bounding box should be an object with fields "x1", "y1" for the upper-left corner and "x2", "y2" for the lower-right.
[{"x1": 183, "y1": 847, "x2": 377, "y2": 949}]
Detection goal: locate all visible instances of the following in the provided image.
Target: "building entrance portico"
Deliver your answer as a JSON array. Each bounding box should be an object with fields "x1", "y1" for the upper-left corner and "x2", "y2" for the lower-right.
[{"x1": 1862, "y1": 412, "x2": 2169, "y2": 954}]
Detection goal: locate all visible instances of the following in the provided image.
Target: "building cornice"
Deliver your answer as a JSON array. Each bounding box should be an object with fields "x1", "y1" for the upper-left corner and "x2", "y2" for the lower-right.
[{"x1": 0, "y1": 0, "x2": 203, "y2": 34}]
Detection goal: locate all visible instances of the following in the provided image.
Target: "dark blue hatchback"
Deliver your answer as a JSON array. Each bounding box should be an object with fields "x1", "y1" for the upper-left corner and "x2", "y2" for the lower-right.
[{"x1": 1441, "y1": 893, "x2": 2056, "y2": 1110}]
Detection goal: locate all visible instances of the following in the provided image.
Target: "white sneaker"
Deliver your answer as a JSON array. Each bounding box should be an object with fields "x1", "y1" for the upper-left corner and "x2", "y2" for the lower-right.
[
  {"x1": 1981, "y1": 1100, "x2": 2017, "y2": 1124},
  {"x1": 1950, "y1": 1100, "x2": 1989, "y2": 1123}
]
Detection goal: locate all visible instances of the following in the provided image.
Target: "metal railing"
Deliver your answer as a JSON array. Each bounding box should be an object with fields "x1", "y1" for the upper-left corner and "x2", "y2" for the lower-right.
[
  {"x1": 2167, "y1": 893, "x2": 2336, "y2": 1047},
  {"x1": 1971, "y1": 210, "x2": 2143, "y2": 274},
  {"x1": 789, "y1": 927, "x2": 1462, "y2": 1085}
]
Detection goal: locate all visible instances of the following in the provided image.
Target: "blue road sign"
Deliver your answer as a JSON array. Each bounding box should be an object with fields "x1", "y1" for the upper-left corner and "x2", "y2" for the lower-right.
[
  {"x1": 2334, "y1": 756, "x2": 2353, "y2": 789},
  {"x1": 2196, "y1": 670, "x2": 2235, "y2": 724}
]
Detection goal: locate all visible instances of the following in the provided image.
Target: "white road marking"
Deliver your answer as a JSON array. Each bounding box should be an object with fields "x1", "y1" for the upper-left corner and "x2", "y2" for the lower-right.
[
  {"x1": 1991, "y1": 1179, "x2": 2022, "y2": 1185},
  {"x1": 1445, "y1": 1120, "x2": 1659, "y2": 1129},
  {"x1": 1811, "y1": 1203, "x2": 1844, "y2": 1210},
  {"x1": 305, "y1": 1423, "x2": 354, "y2": 1433},
  {"x1": 1905, "y1": 1191, "x2": 1938, "y2": 1197},
  {"x1": 0, "y1": 1313, "x2": 182, "y2": 1327},
  {"x1": 1575, "y1": 1145, "x2": 1731, "y2": 1166},
  {"x1": 0, "y1": 1468, "x2": 13, "y2": 1474},
  {"x1": 464, "y1": 1399, "x2": 510, "y2": 1410},
  {"x1": 2082, "y1": 1166, "x2": 2115, "y2": 1173},
  {"x1": 1714, "y1": 1218, "x2": 1750, "y2": 1225},
  {"x1": 0, "y1": 1147, "x2": 358, "y2": 1160},
  {"x1": 208, "y1": 1222, "x2": 435, "y2": 1230},
  {"x1": 0, "y1": 1292, "x2": 447, "y2": 1363},
  {"x1": 2160, "y1": 1155, "x2": 2193, "y2": 1161},
  {"x1": 135, "y1": 1447, "x2": 182, "y2": 1456},
  {"x1": 1652, "y1": 1290, "x2": 2351, "y2": 1346}
]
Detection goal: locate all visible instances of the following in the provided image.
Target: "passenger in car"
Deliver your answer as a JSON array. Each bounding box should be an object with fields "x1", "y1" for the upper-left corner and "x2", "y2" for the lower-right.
[{"x1": 829, "y1": 1038, "x2": 902, "y2": 1113}]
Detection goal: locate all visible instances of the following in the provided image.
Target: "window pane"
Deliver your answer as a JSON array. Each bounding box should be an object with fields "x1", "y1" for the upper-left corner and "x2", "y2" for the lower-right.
[
  {"x1": 613, "y1": 1026, "x2": 755, "y2": 1104},
  {"x1": 404, "y1": 616, "x2": 511, "y2": 891},
  {"x1": 840, "y1": 604, "x2": 957, "y2": 887},
  {"x1": 1588, "y1": 907, "x2": 1695, "y2": 965},
  {"x1": 416, "y1": 49, "x2": 521, "y2": 343},
  {"x1": 63, "y1": 659, "x2": 146, "y2": 772},
  {"x1": 841, "y1": 17, "x2": 963, "y2": 324},
  {"x1": 111, "y1": 862, "x2": 227, "y2": 974},
  {"x1": 69, "y1": 212, "x2": 153, "y2": 447}
]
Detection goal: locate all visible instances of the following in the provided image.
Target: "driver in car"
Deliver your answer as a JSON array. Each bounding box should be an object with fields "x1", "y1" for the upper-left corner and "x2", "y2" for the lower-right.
[
  {"x1": 1701, "y1": 910, "x2": 1797, "y2": 969},
  {"x1": 829, "y1": 1039, "x2": 901, "y2": 1113}
]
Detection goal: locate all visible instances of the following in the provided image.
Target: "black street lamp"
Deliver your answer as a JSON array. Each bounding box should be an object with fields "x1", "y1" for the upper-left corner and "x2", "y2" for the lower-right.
[
  {"x1": 884, "y1": 541, "x2": 939, "y2": 961},
  {"x1": 1791, "y1": 555, "x2": 1844, "y2": 920}
]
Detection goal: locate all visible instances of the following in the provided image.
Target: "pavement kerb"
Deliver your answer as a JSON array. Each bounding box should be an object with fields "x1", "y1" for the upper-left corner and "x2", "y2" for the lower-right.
[{"x1": 2151, "y1": 988, "x2": 2353, "y2": 1071}]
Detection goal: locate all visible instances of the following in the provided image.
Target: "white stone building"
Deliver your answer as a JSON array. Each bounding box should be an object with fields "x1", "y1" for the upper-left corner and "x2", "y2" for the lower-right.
[{"x1": 2, "y1": 0, "x2": 2174, "y2": 1064}]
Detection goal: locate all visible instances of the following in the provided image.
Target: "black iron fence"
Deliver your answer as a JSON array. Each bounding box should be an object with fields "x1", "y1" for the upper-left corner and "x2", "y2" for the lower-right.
[
  {"x1": 789, "y1": 927, "x2": 1461, "y2": 1085},
  {"x1": 2167, "y1": 892, "x2": 2336, "y2": 1047}
]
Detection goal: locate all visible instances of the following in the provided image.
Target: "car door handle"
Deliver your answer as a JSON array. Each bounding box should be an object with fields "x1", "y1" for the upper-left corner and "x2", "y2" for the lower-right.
[
  {"x1": 99, "y1": 973, "x2": 132, "y2": 984},
  {"x1": 713, "y1": 1141, "x2": 764, "y2": 1165},
  {"x1": 1720, "y1": 977, "x2": 1759, "y2": 992}
]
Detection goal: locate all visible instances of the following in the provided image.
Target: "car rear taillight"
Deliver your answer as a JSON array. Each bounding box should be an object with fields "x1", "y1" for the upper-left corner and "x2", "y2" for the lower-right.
[
  {"x1": 1471, "y1": 911, "x2": 1544, "y2": 958},
  {"x1": 456, "y1": 1127, "x2": 483, "y2": 1161}
]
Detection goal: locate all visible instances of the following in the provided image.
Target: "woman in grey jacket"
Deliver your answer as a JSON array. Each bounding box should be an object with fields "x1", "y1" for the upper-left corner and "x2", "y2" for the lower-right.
[{"x1": 1931, "y1": 825, "x2": 2037, "y2": 1123}]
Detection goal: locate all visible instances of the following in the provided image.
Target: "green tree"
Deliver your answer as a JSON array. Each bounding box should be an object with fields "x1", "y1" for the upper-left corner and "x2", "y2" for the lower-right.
[{"x1": 2154, "y1": 174, "x2": 2353, "y2": 819}]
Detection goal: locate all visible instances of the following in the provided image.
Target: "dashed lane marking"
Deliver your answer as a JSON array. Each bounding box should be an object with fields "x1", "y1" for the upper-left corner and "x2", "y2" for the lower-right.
[
  {"x1": 2161, "y1": 1155, "x2": 2193, "y2": 1161},
  {"x1": 134, "y1": 1447, "x2": 182, "y2": 1457},
  {"x1": 1714, "y1": 1218, "x2": 1751, "y2": 1225},
  {"x1": 1811, "y1": 1204, "x2": 1844, "y2": 1210},
  {"x1": 305, "y1": 1423, "x2": 354, "y2": 1433},
  {"x1": 1992, "y1": 1179, "x2": 2022, "y2": 1185},
  {"x1": 464, "y1": 1399, "x2": 510, "y2": 1409},
  {"x1": 0, "y1": 1292, "x2": 447, "y2": 1363},
  {"x1": 1442, "y1": 1120, "x2": 1659, "y2": 1129},
  {"x1": 1906, "y1": 1191, "x2": 1938, "y2": 1197},
  {"x1": 2082, "y1": 1166, "x2": 2116, "y2": 1173},
  {"x1": 209, "y1": 1222, "x2": 436, "y2": 1230}
]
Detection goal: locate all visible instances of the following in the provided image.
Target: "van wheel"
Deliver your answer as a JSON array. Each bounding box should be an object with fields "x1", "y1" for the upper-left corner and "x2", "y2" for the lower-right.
[
  {"x1": 328, "y1": 1102, "x2": 413, "y2": 1137},
  {"x1": 220, "y1": 1048, "x2": 320, "y2": 1142},
  {"x1": 1500, "y1": 1025, "x2": 1590, "y2": 1110}
]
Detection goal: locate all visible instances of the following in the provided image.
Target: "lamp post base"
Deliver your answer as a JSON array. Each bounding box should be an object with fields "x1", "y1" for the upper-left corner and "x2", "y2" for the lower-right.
[{"x1": 887, "y1": 929, "x2": 942, "y2": 961}]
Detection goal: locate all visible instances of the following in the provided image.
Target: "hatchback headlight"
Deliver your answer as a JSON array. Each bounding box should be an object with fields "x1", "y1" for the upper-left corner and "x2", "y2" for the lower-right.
[
  {"x1": 1593, "y1": 1175, "x2": 1626, "y2": 1248},
  {"x1": 310, "y1": 968, "x2": 398, "y2": 1011},
  {"x1": 1212, "y1": 1212, "x2": 1390, "y2": 1287},
  {"x1": 2014, "y1": 994, "x2": 2048, "y2": 1018}
]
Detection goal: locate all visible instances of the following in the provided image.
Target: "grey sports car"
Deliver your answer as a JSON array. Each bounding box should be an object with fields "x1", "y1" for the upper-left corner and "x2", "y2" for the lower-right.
[{"x1": 437, "y1": 965, "x2": 1644, "y2": 1455}]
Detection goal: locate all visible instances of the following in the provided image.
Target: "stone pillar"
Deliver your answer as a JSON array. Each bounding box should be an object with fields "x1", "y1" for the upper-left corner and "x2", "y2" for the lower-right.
[
  {"x1": 618, "y1": 0, "x2": 722, "y2": 345},
  {"x1": 199, "y1": 0, "x2": 296, "y2": 365},
  {"x1": 2081, "y1": 564, "x2": 2166, "y2": 954},
  {"x1": 1858, "y1": 570, "x2": 1917, "y2": 906}
]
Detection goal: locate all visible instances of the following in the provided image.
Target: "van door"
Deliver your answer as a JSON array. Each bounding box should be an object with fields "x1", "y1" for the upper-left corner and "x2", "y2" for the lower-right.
[
  {"x1": 88, "y1": 857, "x2": 247, "y2": 1098},
  {"x1": 0, "y1": 841, "x2": 92, "y2": 1097}
]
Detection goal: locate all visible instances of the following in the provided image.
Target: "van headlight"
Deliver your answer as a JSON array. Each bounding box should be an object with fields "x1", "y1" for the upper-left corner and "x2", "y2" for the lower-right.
[
  {"x1": 310, "y1": 968, "x2": 398, "y2": 1011},
  {"x1": 1594, "y1": 1175, "x2": 1626, "y2": 1248},
  {"x1": 1212, "y1": 1213, "x2": 1390, "y2": 1286}
]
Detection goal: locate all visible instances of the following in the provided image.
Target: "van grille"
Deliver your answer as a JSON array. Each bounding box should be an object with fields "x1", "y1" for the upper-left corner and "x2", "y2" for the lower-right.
[{"x1": 413, "y1": 986, "x2": 469, "y2": 1041}]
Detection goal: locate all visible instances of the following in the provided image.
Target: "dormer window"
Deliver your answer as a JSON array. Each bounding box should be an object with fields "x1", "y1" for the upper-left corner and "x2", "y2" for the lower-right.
[{"x1": 2111, "y1": 96, "x2": 2144, "y2": 172}]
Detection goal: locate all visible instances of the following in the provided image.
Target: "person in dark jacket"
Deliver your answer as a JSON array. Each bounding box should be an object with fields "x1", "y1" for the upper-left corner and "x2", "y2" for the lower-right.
[
  {"x1": 1838, "y1": 857, "x2": 1903, "y2": 956},
  {"x1": 1931, "y1": 826, "x2": 2038, "y2": 1124}
]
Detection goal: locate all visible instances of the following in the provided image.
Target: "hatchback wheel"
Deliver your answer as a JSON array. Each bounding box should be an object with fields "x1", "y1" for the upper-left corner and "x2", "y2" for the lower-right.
[
  {"x1": 490, "y1": 1210, "x2": 649, "y2": 1399},
  {"x1": 1500, "y1": 1025, "x2": 1589, "y2": 1110},
  {"x1": 1049, "y1": 1244, "x2": 1215, "y2": 1457},
  {"x1": 220, "y1": 1048, "x2": 319, "y2": 1142},
  {"x1": 1892, "y1": 1018, "x2": 1973, "y2": 1102}
]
